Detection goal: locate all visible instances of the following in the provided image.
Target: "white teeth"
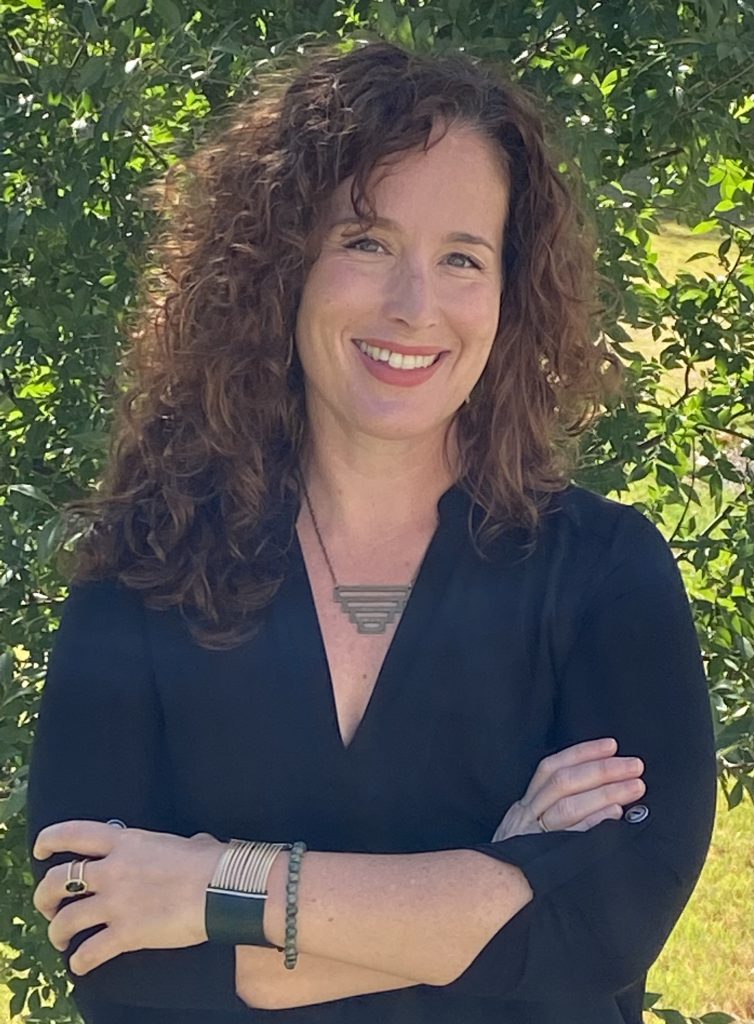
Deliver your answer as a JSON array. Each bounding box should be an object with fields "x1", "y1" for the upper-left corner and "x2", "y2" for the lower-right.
[{"x1": 356, "y1": 340, "x2": 438, "y2": 371}]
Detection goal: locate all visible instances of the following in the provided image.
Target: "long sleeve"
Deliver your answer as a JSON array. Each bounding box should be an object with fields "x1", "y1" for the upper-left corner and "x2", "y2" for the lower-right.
[
  {"x1": 449, "y1": 508, "x2": 717, "y2": 999},
  {"x1": 26, "y1": 578, "x2": 246, "y2": 1014}
]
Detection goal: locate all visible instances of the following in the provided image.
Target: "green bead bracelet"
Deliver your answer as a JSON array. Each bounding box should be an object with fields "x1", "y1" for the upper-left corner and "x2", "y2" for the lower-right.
[{"x1": 284, "y1": 841, "x2": 307, "y2": 969}]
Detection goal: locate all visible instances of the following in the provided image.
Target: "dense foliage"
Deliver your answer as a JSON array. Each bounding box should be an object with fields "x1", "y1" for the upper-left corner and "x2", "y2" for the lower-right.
[{"x1": 1, "y1": 1, "x2": 752, "y2": 1020}]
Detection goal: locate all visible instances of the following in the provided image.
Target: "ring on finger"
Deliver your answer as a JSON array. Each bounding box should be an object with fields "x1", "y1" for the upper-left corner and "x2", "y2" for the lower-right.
[
  {"x1": 65, "y1": 859, "x2": 90, "y2": 896},
  {"x1": 536, "y1": 813, "x2": 550, "y2": 833}
]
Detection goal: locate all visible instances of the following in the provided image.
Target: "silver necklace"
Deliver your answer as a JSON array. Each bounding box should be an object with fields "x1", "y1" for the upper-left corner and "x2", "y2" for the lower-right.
[{"x1": 299, "y1": 480, "x2": 416, "y2": 636}]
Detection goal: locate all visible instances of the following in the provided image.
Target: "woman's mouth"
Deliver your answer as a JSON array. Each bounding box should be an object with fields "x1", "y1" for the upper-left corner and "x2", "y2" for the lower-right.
[
  {"x1": 352, "y1": 339, "x2": 448, "y2": 388},
  {"x1": 353, "y1": 339, "x2": 443, "y2": 371}
]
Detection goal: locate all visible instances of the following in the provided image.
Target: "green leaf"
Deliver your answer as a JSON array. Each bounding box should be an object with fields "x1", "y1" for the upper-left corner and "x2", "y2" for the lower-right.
[
  {"x1": 5, "y1": 206, "x2": 25, "y2": 248},
  {"x1": 82, "y1": 1, "x2": 103, "y2": 38},
  {"x1": 0, "y1": 649, "x2": 13, "y2": 687},
  {"x1": 37, "y1": 513, "x2": 67, "y2": 567},
  {"x1": 686, "y1": 251, "x2": 715, "y2": 262},
  {"x1": 77, "y1": 55, "x2": 107, "y2": 91},
  {"x1": 628, "y1": 463, "x2": 652, "y2": 482},
  {"x1": 9, "y1": 982, "x2": 26, "y2": 1018},
  {"x1": 656, "y1": 464, "x2": 680, "y2": 490},
  {"x1": 691, "y1": 220, "x2": 718, "y2": 234},
  {"x1": 714, "y1": 713, "x2": 750, "y2": 753},
  {"x1": 652, "y1": 1010, "x2": 691, "y2": 1024},
  {"x1": 395, "y1": 14, "x2": 414, "y2": 47},
  {"x1": 0, "y1": 783, "x2": 27, "y2": 826},
  {"x1": 102, "y1": 99, "x2": 129, "y2": 135},
  {"x1": 153, "y1": 0, "x2": 183, "y2": 30},
  {"x1": 112, "y1": 0, "x2": 146, "y2": 19},
  {"x1": 7, "y1": 485, "x2": 57, "y2": 509}
]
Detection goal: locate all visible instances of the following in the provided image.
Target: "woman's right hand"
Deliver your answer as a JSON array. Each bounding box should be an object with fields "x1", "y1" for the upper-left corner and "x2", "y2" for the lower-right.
[{"x1": 491, "y1": 737, "x2": 645, "y2": 841}]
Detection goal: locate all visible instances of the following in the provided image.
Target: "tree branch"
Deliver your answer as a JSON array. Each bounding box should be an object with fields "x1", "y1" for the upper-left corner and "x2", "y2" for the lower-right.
[
  {"x1": 122, "y1": 119, "x2": 172, "y2": 170},
  {"x1": 675, "y1": 486, "x2": 749, "y2": 563}
]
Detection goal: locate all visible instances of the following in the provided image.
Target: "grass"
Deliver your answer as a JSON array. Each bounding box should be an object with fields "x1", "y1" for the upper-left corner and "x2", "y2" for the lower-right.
[
  {"x1": 2, "y1": 223, "x2": 750, "y2": 1023},
  {"x1": 649, "y1": 219, "x2": 727, "y2": 281}
]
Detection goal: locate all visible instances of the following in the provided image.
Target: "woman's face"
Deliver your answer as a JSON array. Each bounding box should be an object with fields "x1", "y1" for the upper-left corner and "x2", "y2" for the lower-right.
[{"x1": 294, "y1": 122, "x2": 508, "y2": 445}]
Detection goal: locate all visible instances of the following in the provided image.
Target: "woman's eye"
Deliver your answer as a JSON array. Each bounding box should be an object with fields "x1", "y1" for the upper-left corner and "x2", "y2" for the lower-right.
[
  {"x1": 344, "y1": 236, "x2": 385, "y2": 253},
  {"x1": 447, "y1": 252, "x2": 482, "y2": 270}
]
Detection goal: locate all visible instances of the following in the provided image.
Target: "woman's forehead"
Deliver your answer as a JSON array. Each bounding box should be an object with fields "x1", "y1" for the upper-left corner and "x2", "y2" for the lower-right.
[{"x1": 323, "y1": 131, "x2": 508, "y2": 243}]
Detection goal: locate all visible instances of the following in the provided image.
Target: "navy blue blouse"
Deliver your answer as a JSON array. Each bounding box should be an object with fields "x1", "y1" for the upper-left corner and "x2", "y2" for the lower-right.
[{"x1": 27, "y1": 483, "x2": 717, "y2": 1023}]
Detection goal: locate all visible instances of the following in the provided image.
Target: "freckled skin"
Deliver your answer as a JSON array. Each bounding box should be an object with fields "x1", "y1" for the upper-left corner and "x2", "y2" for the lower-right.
[{"x1": 295, "y1": 122, "x2": 508, "y2": 448}]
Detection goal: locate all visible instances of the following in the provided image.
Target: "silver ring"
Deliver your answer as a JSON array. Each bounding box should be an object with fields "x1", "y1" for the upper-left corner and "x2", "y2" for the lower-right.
[
  {"x1": 106, "y1": 819, "x2": 127, "y2": 829},
  {"x1": 65, "y1": 858, "x2": 90, "y2": 895},
  {"x1": 536, "y1": 813, "x2": 550, "y2": 833}
]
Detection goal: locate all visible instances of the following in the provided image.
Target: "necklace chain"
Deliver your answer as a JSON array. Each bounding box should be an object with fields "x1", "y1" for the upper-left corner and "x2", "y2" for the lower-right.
[{"x1": 300, "y1": 480, "x2": 340, "y2": 588}]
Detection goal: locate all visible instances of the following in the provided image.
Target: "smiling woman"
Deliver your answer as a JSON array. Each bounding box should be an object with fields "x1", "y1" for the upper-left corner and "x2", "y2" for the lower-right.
[{"x1": 27, "y1": 39, "x2": 715, "y2": 1024}]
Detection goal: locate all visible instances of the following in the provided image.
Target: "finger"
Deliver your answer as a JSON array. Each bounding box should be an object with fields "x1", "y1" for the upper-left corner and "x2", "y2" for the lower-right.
[
  {"x1": 69, "y1": 927, "x2": 127, "y2": 976},
  {"x1": 521, "y1": 738, "x2": 628, "y2": 806},
  {"x1": 34, "y1": 860, "x2": 102, "y2": 921},
  {"x1": 568, "y1": 804, "x2": 625, "y2": 832},
  {"x1": 541, "y1": 777, "x2": 647, "y2": 831},
  {"x1": 525, "y1": 750, "x2": 644, "y2": 813},
  {"x1": 33, "y1": 821, "x2": 120, "y2": 861},
  {"x1": 49, "y1": 895, "x2": 108, "y2": 952}
]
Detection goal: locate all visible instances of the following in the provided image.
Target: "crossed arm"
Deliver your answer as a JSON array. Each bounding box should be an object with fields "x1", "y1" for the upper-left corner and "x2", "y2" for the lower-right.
[{"x1": 31, "y1": 736, "x2": 640, "y2": 1010}]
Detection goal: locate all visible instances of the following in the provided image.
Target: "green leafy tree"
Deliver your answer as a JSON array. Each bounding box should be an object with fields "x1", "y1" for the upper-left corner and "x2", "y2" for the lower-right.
[{"x1": 1, "y1": 1, "x2": 751, "y2": 1020}]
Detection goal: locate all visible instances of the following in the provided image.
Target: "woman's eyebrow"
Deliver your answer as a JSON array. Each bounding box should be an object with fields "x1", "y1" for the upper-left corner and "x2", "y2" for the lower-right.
[{"x1": 331, "y1": 215, "x2": 497, "y2": 254}]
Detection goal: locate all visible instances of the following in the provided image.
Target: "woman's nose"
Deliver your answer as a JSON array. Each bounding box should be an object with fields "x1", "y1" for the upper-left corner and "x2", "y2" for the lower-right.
[{"x1": 382, "y1": 260, "x2": 440, "y2": 330}]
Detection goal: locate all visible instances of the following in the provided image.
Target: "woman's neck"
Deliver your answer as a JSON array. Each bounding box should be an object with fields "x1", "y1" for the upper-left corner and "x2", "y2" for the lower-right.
[{"x1": 297, "y1": 425, "x2": 459, "y2": 547}]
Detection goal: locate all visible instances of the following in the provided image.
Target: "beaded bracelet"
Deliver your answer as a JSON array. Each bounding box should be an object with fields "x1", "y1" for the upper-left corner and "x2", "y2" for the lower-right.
[{"x1": 283, "y1": 841, "x2": 307, "y2": 969}]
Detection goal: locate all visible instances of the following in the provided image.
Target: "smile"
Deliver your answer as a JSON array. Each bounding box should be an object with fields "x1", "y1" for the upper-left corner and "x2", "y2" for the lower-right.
[{"x1": 354, "y1": 339, "x2": 442, "y2": 371}]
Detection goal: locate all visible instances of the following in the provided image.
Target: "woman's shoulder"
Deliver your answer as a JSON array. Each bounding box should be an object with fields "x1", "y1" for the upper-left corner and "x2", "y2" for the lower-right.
[
  {"x1": 52, "y1": 575, "x2": 154, "y2": 643},
  {"x1": 540, "y1": 482, "x2": 664, "y2": 550},
  {"x1": 60, "y1": 574, "x2": 144, "y2": 611},
  {"x1": 536, "y1": 483, "x2": 681, "y2": 597}
]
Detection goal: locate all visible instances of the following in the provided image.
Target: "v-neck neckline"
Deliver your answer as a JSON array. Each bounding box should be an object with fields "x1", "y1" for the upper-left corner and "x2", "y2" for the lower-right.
[{"x1": 276, "y1": 483, "x2": 470, "y2": 756}]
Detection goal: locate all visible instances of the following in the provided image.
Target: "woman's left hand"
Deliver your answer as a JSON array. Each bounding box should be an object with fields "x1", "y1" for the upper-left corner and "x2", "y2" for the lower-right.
[
  {"x1": 491, "y1": 738, "x2": 645, "y2": 840},
  {"x1": 32, "y1": 821, "x2": 226, "y2": 976}
]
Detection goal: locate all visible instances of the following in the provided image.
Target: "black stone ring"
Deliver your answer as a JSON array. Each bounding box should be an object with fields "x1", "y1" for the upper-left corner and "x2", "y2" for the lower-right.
[{"x1": 64, "y1": 858, "x2": 90, "y2": 895}]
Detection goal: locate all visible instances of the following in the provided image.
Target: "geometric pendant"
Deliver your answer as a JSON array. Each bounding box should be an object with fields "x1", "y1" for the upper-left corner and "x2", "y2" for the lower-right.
[{"x1": 334, "y1": 585, "x2": 412, "y2": 635}]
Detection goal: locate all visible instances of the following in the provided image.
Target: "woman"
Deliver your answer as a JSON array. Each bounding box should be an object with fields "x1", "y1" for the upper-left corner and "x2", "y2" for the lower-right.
[{"x1": 27, "y1": 40, "x2": 716, "y2": 1024}]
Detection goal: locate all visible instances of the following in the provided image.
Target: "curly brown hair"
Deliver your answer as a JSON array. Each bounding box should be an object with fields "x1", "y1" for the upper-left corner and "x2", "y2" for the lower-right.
[{"x1": 59, "y1": 40, "x2": 621, "y2": 650}]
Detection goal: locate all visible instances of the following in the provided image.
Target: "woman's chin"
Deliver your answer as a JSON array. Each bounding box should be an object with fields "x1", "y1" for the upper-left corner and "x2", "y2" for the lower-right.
[{"x1": 338, "y1": 407, "x2": 458, "y2": 445}]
